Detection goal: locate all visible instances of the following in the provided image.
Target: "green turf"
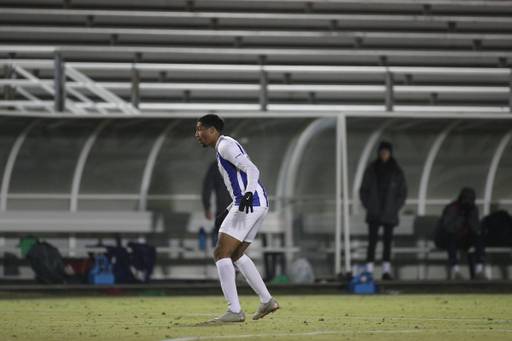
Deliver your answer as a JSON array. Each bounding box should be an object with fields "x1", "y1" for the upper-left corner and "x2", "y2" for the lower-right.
[{"x1": 0, "y1": 294, "x2": 511, "y2": 341}]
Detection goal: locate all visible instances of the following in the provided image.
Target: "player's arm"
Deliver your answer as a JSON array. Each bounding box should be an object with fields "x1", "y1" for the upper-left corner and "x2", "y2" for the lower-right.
[
  {"x1": 235, "y1": 155, "x2": 259, "y2": 213},
  {"x1": 219, "y1": 142, "x2": 259, "y2": 213}
]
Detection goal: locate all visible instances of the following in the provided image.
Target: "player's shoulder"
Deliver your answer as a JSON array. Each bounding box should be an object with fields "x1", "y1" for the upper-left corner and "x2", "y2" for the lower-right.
[
  {"x1": 217, "y1": 136, "x2": 239, "y2": 152},
  {"x1": 220, "y1": 135, "x2": 238, "y2": 145}
]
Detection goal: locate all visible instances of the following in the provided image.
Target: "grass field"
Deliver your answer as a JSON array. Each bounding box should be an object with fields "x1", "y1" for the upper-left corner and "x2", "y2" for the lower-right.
[{"x1": 0, "y1": 294, "x2": 511, "y2": 341}]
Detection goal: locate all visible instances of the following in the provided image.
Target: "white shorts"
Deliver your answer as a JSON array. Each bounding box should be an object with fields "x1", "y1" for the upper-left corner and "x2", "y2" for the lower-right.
[{"x1": 219, "y1": 206, "x2": 268, "y2": 243}]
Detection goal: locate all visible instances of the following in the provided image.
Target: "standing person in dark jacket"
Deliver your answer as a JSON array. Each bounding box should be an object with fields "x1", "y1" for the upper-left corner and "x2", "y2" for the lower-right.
[
  {"x1": 435, "y1": 187, "x2": 486, "y2": 280},
  {"x1": 202, "y1": 161, "x2": 232, "y2": 231},
  {"x1": 359, "y1": 141, "x2": 407, "y2": 280}
]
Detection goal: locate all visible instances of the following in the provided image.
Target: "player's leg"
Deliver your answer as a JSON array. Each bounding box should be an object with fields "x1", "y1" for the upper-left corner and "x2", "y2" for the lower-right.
[
  {"x1": 232, "y1": 241, "x2": 272, "y2": 305},
  {"x1": 232, "y1": 208, "x2": 279, "y2": 320},
  {"x1": 209, "y1": 232, "x2": 245, "y2": 323},
  {"x1": 210, "y1": 205, "x2": 266, "y2": 323}
]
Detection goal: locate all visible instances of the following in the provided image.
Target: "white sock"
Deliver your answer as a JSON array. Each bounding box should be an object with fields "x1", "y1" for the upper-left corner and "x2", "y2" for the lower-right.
[
  {"x1": 382, "y1": 261, "x2": 391, "y2": 274},
  {"x1": 452, "y1": 264, "x2": 460, "y2": 274},
  {"x1": 366, "y1": 262, "x2": 374, "y2": 273},
  {"x1": 215, "y1": 258, "x2": 241, "y2": 313},
  {"x1": 234, "y1": 254, "x2": 272, "y2": 303},
  {"x1": 475, "y1": 263, "x2": 483, "y2": 273}
]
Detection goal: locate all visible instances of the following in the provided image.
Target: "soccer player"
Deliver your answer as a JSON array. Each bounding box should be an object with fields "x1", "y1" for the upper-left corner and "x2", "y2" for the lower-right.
[{"x1": 195, "y1": 114, "x2": 279, "y2": 323}]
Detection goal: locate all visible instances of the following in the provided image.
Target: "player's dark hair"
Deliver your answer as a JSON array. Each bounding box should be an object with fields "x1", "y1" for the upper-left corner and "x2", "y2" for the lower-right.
[{"x1": 197, "y1": 114, "x2": 224, "y2": 133}]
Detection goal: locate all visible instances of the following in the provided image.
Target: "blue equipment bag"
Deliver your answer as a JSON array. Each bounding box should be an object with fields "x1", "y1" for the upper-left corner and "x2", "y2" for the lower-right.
[
  {"x1": 348, "y1": 265, "x2": 375, "y2": 294},
  {"x1": 88, "y1": 255, "x2": 115, "y2": 285}
]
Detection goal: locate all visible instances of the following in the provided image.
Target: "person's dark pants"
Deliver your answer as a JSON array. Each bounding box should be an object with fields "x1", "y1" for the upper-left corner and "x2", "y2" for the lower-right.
[
  {"x1": 366, "y1": 222, "x2": 395, "y2": 262},
  {"x1": 445, "y1": 232, "x2": 485, "y2": 266}
]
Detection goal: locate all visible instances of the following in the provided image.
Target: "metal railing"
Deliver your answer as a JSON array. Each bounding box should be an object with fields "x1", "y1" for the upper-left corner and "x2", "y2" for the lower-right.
[
  {"x1": 2, "y1": 55, "x2": 512, "y2": 116},
  {"x1": 3, "y1": 7, "x2": 512, "y2": 25}
]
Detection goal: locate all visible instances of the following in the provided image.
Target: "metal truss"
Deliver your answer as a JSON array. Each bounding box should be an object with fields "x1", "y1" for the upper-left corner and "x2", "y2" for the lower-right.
[{"x1": 1, "y1": 56, "x2": 512, "y2": 117}]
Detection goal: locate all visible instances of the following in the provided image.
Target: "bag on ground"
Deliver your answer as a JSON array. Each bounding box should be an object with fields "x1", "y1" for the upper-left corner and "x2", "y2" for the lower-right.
[{"x1": 25, "y1": 241, "x2": 68, "y2": 284}]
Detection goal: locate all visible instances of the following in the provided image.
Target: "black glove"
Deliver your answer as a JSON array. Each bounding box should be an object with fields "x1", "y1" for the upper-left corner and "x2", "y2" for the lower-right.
[
  {"x1": 214, "y1": 209, "x2": 229, "y2": 232},
  {"x1": 239, "y1": 192, "x2": 254, "y2": 214}
]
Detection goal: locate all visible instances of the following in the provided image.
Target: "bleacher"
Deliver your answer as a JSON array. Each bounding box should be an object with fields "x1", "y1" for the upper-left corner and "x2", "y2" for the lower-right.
[
  {"x1": 0, "y1": 0, "x2": 511, "y2": 281},
  {"x1": 1, "y1": 0, "x2": 512, "y2": 113}
]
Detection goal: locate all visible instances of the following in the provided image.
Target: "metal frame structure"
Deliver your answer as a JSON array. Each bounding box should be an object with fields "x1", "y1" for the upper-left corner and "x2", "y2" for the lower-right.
[
  {"x1": 0, "y1": 119, "x2": 40, "y2": 212},
  {"x1": 6, "y1": 25, "x2": 512, "y2": 42},
  {"x1": 138, "y1": 120, "x2": 180, "y2": 211},
  {"x1": 483, "y1": 128, "x2": 512, "y2": 216},
  {"x1": 3, "y1": 45, "x2": 512, "y2": 63},
  {"x1": 417, "y1": 121, "x2": 460, "y2": 216},
  {"x1": 70, "y1": 120, "x2": 111, "y2": 212},
  {"x1": 0, "y1": 113, "x2": 511, "y2": 276},
  {"x1": 1, "y1": 58, "x2": 511, "y2": 116}
]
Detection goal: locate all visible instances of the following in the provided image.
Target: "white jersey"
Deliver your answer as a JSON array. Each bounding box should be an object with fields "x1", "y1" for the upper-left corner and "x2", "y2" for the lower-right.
[{"x1": 215, "y1": 135, "x2": 269, "y2": 208}]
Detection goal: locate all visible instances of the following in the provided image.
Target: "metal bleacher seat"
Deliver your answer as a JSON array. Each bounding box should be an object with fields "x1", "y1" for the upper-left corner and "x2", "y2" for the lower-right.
[
  {"x1": 1, "y1": 1, "x2": 512, "y2": 67},
  {"x1": 0, "y1": 210, "x2": 153, "y2": 257},
  {"x1": 0, "y1": 0, "x2": 511, "y2": 115}
]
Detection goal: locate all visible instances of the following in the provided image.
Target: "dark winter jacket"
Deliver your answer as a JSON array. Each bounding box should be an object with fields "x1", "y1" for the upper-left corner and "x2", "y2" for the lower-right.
[
  {"x1": 359, "y1": 157, "x2": 407, "y2": 225},
  {"x1": 437, "y1": 201, "x2": 480, "y2": 237}
]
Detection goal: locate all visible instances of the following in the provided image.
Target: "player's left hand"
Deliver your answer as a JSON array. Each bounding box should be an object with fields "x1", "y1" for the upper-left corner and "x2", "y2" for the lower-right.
[{"x1": 239, "y1": 192, "x2": 254, "y2": 213}]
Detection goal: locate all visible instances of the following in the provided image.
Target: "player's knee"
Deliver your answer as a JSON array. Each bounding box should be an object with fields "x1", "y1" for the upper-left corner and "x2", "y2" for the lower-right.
[
  {"x1": 230, "y1": 251, "x2": 243, "y2": 262},
  {"x1": 213, "y1": 246, "x2": 232, "y2": 263}
]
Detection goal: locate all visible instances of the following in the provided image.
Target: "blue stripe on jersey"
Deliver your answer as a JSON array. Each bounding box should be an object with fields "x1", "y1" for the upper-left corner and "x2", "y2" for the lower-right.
[
  {"x1": 258, "y1": 179, "x2": 269, "y2": 207},
  {"x1": 217, "y1": 153, "x2": 243, "y2": 203},
  {"x1": 239, "y1": 170, "x2": 261, "y2": 207},
  {"x1": 235, "y1": 142, "x2": 245, "y2": 155}
]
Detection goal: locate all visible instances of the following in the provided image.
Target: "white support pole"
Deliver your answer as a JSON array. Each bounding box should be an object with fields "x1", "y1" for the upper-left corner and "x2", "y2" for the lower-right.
[
  {"x1": 283, "y1": 117, "x2": 336, "y2": 272},
  {"x1": 340, "y1": 114, "x2": 352, "y2": 276},
  {"x1": 138, "y1": 120, "x2": 180, "y2": 211},
  {"x1": 70, "y1": 120, "x2": 110, "y2": 212},
  {"x1": 417, "y1": 120, "x2": 460, "y2": 215},
  {"x1": 275, "y1": 135, "x2": 299, "y2": 212},
  {"x1": 483, "y1": 128, "x2": 512, "y2": 216},
  {"x1": 0, "y1": 120, "x2": 40, "y2": 212},
  {"x1": 352, "y1": 119, "x2": 394, "y2": 215},
  {"x1": 335, "y1": 116, "x2": 343, "y2": 277},
  {"x1": 284, "y1": 118, "x2": 336, "y2": 203}
]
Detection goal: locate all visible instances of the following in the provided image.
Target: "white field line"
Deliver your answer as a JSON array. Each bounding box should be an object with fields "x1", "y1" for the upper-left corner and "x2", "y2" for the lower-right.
[
  {"x1": 0, "y1": 311, "x2": 510, "y2": 323},
  {"x1": 276, "y1": 315, "x2": 512, "y2": 323},
  {"x1": 162, "y1": 329, "x2": 512, "y2": 341}
]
